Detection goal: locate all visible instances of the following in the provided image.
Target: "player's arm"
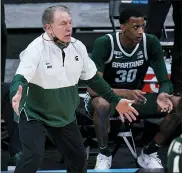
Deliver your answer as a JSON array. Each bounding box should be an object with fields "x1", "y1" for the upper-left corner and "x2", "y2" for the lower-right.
[
  {"x1": 148, "y1": 35, "x2": 174, "y2": 112},
  {"x1": 148, "y1": 35, "x2": 173, "y2": 94},
  {"x1": 87, "y1": 72, "x2": 136, "y2": 98},
  {"x1": 10, "y1": 45, "x2": 40, "y2": 115},
  {"x1": 88, "y1": 74, "x2": 146, "y2": 103}
]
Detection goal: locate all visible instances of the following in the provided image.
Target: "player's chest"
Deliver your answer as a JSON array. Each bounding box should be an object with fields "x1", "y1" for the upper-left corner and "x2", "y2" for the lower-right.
[{"x1": 110, "y1": 49, "x2": 147, "y2": 70}]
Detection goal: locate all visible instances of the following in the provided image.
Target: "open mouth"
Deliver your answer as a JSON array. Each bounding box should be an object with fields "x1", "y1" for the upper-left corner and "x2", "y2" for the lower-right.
[
  {"x1": 136, "y1": 37, "x2": 142, "y2": 41},
  {"x1": 65, "y1": 34, "x2": 71, "y2": 37},
  {"x1": 135, "y1": 37, "x2": 142, "y2": 43}
]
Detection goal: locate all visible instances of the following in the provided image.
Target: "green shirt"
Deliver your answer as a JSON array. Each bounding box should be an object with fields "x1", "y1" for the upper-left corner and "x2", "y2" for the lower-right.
[{"x1": 91, "y1": 32, "x2": 173, "y2": 93}]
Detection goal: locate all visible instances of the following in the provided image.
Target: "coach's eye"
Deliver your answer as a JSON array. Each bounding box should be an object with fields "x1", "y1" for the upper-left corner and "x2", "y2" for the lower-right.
[{"x1": 60, "y1": 22, "x2": 66, "y2": 26}]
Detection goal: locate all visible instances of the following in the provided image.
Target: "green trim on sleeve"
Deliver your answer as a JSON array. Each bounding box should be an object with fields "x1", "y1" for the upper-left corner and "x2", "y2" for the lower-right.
[{"x1": 85, "y1": 73, "x2": 121, "y2": 109}]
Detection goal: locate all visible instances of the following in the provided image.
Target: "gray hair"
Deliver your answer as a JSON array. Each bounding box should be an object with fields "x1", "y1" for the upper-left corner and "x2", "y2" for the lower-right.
[{"x1": 42, "y1": 5, "x2": 70, "y2": 29}]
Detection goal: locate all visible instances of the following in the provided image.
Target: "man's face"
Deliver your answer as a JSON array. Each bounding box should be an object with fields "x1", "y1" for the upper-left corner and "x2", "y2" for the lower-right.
[
  {"x1": 121, "y1": 17, "x2": 145, "y2": 45},
  {"x1": 46, "y1": 10, "x2": 72, "y2": 43}
]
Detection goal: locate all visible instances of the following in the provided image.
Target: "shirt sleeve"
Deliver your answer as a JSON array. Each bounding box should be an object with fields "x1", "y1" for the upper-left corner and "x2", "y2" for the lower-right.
[
  {"x1": 91, "y1": 35, "x2": 112, "y2": 72},
  {"x1": 10, "y1": 44, "x2": 41, "y2": 115},
  {"x1": 79, "y1": 42, "x2": 97, "y2": 80},
  {"x1": 16, "y1": 44, "x2": 40, "y2": 82},
  {"x1": 147, "y1": 34, "x2": 173, "y2": 94}
]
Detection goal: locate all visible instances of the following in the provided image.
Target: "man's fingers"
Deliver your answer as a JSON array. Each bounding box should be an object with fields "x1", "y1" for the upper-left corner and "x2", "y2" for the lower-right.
[
  {"x1": 14, "y1": 106, "x2": 20, "y2": 116},
  {"x1": 169, "y1": 100, "x2": 173, "y2": 109},
  {"x1": 12, "y1": 102, "x2": 20, "y2": 116},
  {"x1": 167, "y1": 102, "x2": 173, "y2": 113},
  {"x1": 126, "y1": 99, "x2": 135, "y2": 105},
  {"x1": 127, "y1": 111, "x2": 137, "y2": 121},
  {"x1": 15, "y1": 109, "x2": 20, "y2": 116},
  {"x1": 130, "y1": 106, "x2": 139, "y2": 116},
  {"x1": 123, "y1": 113, "x2": 132, "y2": 122},
  {"x1": 120, "y1": 108, "x2": 138, "y2": 123},
  {"x1": 137, "y1": 90, "x2": 146, "y2": 95},
  {"x1": 133, "y1": 95, "x2": 144, "y2": 104},
  {"x1": 120, "y1": 114, "x2": 125, "y2": 123},
  {"x1": 160, "y1": 100, "x2": 173, "y2": 113},
  {"x1": 161, "y1": 107, "x2": 168, "y2": 112},
  {"x1": 160, "y1": 104, "x2": 168, "y2": 111},
  {"x1": 168, "y1": 103, "x2": 173, "y2": 113},
  {"x1": 161, "y1": 104, "x2": 170, "y2": 112},
  {"x1": 135, "y1": 91, "x2": 147, "y2": 102},
  {"x1": 133, "y1": 93, "x2": 146, "y2": 103},
  {"x1": 17, "y1": 85, "x2": 23, "y2": 95},
  {"x1": 116, "y1": 99, "x2": 139, "y2": 116}
]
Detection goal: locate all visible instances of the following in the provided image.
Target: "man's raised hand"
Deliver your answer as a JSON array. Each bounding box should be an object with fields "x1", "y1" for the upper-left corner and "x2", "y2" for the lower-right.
[{"x1": 12, "y1": 85, "x2": 23, "y2": 116}]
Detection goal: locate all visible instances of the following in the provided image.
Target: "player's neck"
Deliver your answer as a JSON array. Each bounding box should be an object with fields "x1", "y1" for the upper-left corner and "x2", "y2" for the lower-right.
[{"x1": 120, "y1": 33, "x2": 135, "y2": 49}]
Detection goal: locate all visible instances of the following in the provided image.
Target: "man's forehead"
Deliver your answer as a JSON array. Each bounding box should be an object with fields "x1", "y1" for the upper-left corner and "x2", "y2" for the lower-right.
[
  {"x1": 128, "y1": 17, "x2": 144, "y2": 25},
  {"x1": 53, "y1": 11, "x2": 71, "y2": 22}
]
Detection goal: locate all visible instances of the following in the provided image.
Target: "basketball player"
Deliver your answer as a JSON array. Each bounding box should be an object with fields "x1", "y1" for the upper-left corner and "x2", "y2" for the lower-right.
[{"x1": 85, "y1": 8, "x2": 181, "y2": 169}]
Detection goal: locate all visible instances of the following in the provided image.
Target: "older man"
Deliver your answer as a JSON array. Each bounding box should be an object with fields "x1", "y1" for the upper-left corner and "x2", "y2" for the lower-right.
[{"x1": 10, "y1": 5, "x2": 139, "y2": 173}]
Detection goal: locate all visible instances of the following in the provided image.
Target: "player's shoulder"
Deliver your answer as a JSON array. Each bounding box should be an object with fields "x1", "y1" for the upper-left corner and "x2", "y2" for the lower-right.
[
  {"x1": 145, "y1": 33, "x2": 159, "y2": 43},
  {"x1": 95, "y1": 34, "x2": 112, "y2": 45}
]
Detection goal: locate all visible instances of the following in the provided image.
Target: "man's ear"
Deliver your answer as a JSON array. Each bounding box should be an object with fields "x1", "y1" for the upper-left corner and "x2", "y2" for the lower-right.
[
  {"x1": 45, "y1": 24, "x2": 52, "y2": 34},
  {"x1": 120, "y1": 24, "x2": 125, "y2": 32}
]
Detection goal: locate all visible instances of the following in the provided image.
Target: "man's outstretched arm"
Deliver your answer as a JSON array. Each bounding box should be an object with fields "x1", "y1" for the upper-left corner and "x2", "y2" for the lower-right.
[{"x1": 10, "y1": 45, "x2": 40, "y2": 115}]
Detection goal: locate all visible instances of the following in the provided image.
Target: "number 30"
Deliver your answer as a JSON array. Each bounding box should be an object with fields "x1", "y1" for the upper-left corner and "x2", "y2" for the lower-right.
[{"x1": 115, "y1": 69, "x2": 137, "y2": 83}]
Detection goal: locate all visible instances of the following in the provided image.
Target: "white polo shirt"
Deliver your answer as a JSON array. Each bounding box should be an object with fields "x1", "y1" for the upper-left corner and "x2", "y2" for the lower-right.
[{"x1": 15, "y1": 32, "x2": 97, "y2": 127}]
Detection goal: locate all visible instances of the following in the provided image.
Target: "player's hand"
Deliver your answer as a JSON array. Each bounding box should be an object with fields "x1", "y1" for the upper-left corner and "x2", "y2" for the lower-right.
[
  {"x1": 157, "y1": 93, "x2": 173, "y2": 113},
  {"x1": 124, "y1": 90, "x2": 147, "y2": 104},
  {"x1": 116, "y1": 99, "x2": 139, "y2": 123},
  {"x1": 12, "y1": 85, "x2": 23, "y2": 116}
]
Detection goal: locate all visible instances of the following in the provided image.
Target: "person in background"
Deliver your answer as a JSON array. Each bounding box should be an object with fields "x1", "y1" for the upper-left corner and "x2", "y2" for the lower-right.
[
  {"x1": 146, "y1": 0, "x2": 182, "y2": 96},
  {"x1": 1, "y1": 0, "x2": 22, "y2": 169}
]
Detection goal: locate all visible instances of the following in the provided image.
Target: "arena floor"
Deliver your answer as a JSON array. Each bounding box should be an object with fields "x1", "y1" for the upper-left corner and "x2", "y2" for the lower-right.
[{"x1": 1, "y1": 145, "x2": 169, "y2": 172}]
